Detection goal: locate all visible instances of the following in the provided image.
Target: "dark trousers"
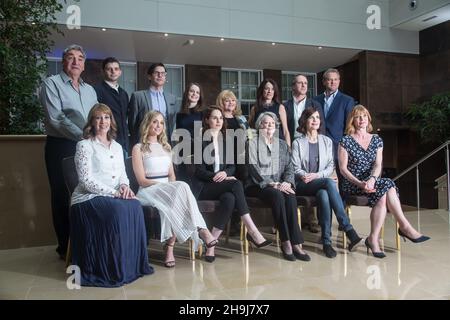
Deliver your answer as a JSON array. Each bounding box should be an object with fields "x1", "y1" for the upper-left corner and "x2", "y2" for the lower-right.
[
  {"x1": 296, "y1": 178, "x2": 353, "y2": 245},
  {"x1": 246, "y1": 185, "x2": 304, "y2": 245},
  {"x1": 45, "y1": 136, "x2": 77, "y2": 255},
  {"x1": 198, "y1": 180, "x2": 249, "y2": 230}
]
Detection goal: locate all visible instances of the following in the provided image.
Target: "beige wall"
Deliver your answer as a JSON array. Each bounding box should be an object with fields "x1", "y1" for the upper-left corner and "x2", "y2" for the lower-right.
[{"x1": 0, "y1": 136, "x2": 56, "y2": 249}]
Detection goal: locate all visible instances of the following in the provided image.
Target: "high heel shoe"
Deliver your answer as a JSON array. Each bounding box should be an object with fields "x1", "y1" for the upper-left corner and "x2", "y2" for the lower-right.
[
  {"x1": 246, "y1": 233, "x2": 272, "y2": 248},
  {"x1": 163, "y1": 242, "x2": 176, "y2": 268},
  {"x1": 280, "y1": 247, "x2": 296, "y2": 261},
  {"x1": 364, "y1": 238, "x2": 386, "y2": 259},
  {"x1": 398, "y1": 229, "x2": 430, "y2": 243},
  {"x1": 198, "y1": 229, "x2": 219, "y2": 248}
]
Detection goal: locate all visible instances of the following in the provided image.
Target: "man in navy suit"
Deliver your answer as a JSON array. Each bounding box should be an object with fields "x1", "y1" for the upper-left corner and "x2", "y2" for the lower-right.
[
  {"x1": 313, "y1": 68, "x2": 355, "y2": 158},
  {"x1": 94, "y1": 57, "x2": 130, "y2": 155},
  {"x1": 285, "y1": 74, "x2": 325, "y2": 145},
  {"x1": 314, "y1": 68, "x2": 356, "y2": 203}
]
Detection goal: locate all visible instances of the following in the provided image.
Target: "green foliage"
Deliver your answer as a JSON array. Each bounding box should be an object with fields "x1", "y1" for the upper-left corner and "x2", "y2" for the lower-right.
[
  {"x1": 0, "y1": 0, "x2": 63, "y2": 134},
  {"x1": 406, "y1": 92, "x2": 450, "y2": 144}
]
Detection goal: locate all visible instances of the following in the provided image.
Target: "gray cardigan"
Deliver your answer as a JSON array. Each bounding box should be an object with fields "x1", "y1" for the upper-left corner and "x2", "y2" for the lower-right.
[
  {"x1": 246, "y1": 135, "x2": 295, "y2": 189},
  {"x1": 291, "y1": 134, "x2": 334, "y2": 179}
]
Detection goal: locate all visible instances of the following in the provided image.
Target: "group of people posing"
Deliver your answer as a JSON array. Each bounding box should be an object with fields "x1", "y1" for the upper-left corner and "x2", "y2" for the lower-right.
[{"x1": 40, "y1": 44, "x2": 429, "y2": 288}]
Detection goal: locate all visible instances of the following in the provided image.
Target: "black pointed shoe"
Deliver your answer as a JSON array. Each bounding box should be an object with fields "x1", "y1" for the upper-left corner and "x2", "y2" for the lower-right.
[
  {"x1": 346, "y1": 229, "x2": 364, "y2": 252},
  {"x1": 323, "y1": 244, "x2": 337, "y2": 258}
]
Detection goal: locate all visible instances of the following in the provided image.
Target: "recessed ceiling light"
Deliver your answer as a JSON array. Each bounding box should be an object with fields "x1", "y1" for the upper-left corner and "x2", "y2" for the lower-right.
[
  {"x1": 31, "y1": 22, "x2": 36, "y2": 25},
  {"x1": 164, "y1": 33, "x2": 169, "y2": 37},
  {"x1": 422, "y1": 15, "x2": 437, "y2": 22},
  {"x1": 318, "y1": 46, "x2": 323, "y2": 50},
  {"x1": 101, "y1": 28, "x2": 106, "y2": 31},
  {"x1": 271, "y1": 42, "x2": 276, "y2": 46},
  {"x1": 220, "y1": 38, "x2": 225, "y2": 41}
]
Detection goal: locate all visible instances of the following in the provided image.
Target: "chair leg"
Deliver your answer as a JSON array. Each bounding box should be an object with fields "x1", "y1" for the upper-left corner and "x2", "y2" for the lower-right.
[
  {"x1": 189, "y1": 239, "x2": 195, "y2": 261},
  {"x1": 240, "y1": 220, "x2": 244, "y2": 241},
  {"x1": 198, "y1": 242, "x2": 203, "y2": 257},
  {"x1": 343, "y1": 206, "x2": 352, "y2": 249},
  {"x1": 243, "y1": 223, "x2": 249, "y2": 255},
  {"x1": 297, "y1": 207, "x2": 302, "y2": 230},
  {"x1": 276, "y1": 230, "x2": 280, "y2": 247},
  {"x1": 65, "y1": 238, "x2": 71, "y2": 268},
  {"x1": 395, "y1": 221, "x2": 401, "y2": 251},
  {"x1": 225, "y1": 220, "x2": 231, "y2": 244}
]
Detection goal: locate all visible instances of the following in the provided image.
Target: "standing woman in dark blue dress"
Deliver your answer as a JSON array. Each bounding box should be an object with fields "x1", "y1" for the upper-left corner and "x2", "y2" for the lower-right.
[
  {"x1": 175, "y1": 82, "x2": 204, "y2": 138},
  {"x1": 248, "y1": 79, "x2": 291, "y2": 147},
  {"x1": 70, "y1": 103, "x2": 153, "y2": 287},
  {"x1": 338, "y1": 105, "x2": 430, "y2": 258}
]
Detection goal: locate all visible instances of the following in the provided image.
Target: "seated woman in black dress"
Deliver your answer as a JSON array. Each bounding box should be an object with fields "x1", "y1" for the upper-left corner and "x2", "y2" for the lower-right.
[
  {"x1": 192, "y1": 106, "x2": 271, "y2": 262},
  {"x1": 338, "y1": 105, "x2": 430, "y2": 258},
  {"x1": 70, "y1": 103, "x2": 153, "y2": 287},
  {"x1": 246, "y1": 111, "x2": 310, "y2": 262}
]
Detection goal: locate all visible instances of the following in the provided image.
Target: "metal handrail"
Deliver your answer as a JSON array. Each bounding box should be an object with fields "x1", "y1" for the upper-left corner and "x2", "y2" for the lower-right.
[
  {"x1": 393, "y1": 140, "x2": 450, "y2": 181},
  {"x1": 392, "y1": 140, "x2": 450, "y2": 215}
]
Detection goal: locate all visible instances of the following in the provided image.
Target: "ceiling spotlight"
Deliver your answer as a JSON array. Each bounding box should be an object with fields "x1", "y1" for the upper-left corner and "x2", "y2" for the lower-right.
[
  {"x1": 101, "y1": 28, "x2": 106, "y2": 31},
  {"x1": 220, "y1": 38, "x2": 225, "y2": 41},
  {"x1": 318, "y1": 46, "x2": 323, "y2": 50},
  {"x1": 271, "y1": 42, "x2": 276, "y2": 46},
  {"x1": 164, "y1": 33, "x2": 169, "y2": 37},
  {"x1": 183, "y1": 39, "x2": 195, "y2": 46},
  {"x1": 31, "y1": 22, "x2": 36, "y2": 25}
]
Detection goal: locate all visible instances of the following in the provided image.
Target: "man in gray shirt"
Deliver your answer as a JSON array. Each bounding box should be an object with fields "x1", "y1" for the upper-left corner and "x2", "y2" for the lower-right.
[{"x1": 39, "y1": 44, "x2": 97, "y2": 258}]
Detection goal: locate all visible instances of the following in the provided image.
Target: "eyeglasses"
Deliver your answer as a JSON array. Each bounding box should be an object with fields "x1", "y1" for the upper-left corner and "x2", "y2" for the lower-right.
[{"x1": 153, "y1": 71, "x2": 167, "y2": 76}]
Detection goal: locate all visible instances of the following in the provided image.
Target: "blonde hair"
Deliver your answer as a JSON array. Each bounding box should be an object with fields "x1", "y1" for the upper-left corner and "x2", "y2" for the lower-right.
[
  {"x1": 83, "y1": 103, "x2": 117, "y2": 140},
  {"x1": 345, "y1": 105, "x2": 373, "y2": 135},
  {"x1": 216, "y1": 90, "x2": 243, "y2": 116},
  {"x1": 139, "y1": 111, "x2": 171, "y2": 153}
]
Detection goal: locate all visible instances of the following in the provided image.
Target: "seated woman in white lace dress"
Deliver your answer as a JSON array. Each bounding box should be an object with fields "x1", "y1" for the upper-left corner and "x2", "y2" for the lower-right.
[{"x1": 132, "y1": 111, "x2": 217, "y2": 268}]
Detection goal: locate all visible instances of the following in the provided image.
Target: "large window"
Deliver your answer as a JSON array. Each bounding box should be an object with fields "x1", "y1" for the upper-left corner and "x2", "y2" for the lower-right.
[
  {"x1": 164, "y1": 64, "x2": 184, "y2": 107},
  {"x1": 281, "y1": 72, "x2": 317, "y2": 102},
  {"x1": 221, "y1": 69, "x2": 262, "y2": 117}
]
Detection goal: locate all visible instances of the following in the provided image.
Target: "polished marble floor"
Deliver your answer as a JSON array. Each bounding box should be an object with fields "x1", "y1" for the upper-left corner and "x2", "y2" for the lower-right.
[{"x1": 1, "y1": 208, "x2": 449, "y2": 300}]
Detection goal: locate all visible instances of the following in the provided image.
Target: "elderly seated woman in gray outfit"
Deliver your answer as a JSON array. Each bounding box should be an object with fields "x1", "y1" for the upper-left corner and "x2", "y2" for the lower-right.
[
  {"x1": 245, "y1": 111, "x2": 310, "y2": 262},
  {"x1": 291, "y1": 106, "x2": 363, "y2": 258}
]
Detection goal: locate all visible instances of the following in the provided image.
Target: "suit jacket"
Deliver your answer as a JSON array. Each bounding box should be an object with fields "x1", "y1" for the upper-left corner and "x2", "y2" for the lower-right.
[
  {"x1": 246, "y1": 136, "x2": 295, "y2": 189},
  {"x1": 191, "y1": 139, "x2": 236, "y2": 198},
  {"x1": 313, "y1": 91, "x2": 355, "y2": 155},
  {"x1": 94, "y1": 81, "x2": 130, "y2": 153},
  {"x1": 128, "y1": 89, "x2": 178, "y2": 148},
  {"x1": 291, "y1": 134, "x2": 334, "y2": 179},
  {"x1": 284, "y1": 97, "x2": 325, "y2": 144}
]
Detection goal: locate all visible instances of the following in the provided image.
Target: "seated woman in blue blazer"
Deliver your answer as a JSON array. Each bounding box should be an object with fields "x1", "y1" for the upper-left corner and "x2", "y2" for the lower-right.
[{"x1": 291, "y1": 106, "x2": 363, "y2": 258}]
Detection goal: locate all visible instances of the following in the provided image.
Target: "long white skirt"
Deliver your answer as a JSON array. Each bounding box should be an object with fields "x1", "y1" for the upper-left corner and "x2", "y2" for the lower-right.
[{"x1": 136, "y1": 181, "x2": 206, "y2": 250}]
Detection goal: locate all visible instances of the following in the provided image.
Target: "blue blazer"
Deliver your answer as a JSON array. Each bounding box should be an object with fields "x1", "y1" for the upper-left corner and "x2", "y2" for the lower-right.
[{"x1": 313, "y1": 91, "x2": 355, "y2": 152}]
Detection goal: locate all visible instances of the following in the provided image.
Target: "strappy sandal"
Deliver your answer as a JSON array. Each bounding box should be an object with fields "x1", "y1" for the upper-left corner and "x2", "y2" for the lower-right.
[
  {"x1": 198, "y1": 229, "x2": 219, "y2": 248},
  {"x1": 163, "y1": 242, "x2": 175, "y2": 268}
]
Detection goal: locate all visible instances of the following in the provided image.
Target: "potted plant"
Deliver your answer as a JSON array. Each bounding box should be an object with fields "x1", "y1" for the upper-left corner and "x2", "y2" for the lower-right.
[{"x1": 406, "y1": 92, "x2": 450, "y2": 144}]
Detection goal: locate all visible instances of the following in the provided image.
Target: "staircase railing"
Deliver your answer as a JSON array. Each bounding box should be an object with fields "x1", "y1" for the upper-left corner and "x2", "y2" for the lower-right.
[{"x1": 393, "y1": 140, "x2": 450, "y2": 217}]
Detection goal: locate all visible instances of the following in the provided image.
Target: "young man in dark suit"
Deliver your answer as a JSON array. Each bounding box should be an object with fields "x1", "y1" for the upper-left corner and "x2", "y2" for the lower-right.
[{"x1": 94, "y1": 57, "x2": 130, "y2": 155}]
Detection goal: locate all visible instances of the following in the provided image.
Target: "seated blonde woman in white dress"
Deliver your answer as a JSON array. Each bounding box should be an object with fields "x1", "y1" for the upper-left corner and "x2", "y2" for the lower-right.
[{"x1": 132, "y1": 111, "x2": 217, "y2": 268}]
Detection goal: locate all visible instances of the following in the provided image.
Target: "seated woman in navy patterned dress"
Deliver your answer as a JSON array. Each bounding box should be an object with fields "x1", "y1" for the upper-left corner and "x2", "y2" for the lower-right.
[{"x1": 338, "y1": 105, "x2": 430, "y2": 258}]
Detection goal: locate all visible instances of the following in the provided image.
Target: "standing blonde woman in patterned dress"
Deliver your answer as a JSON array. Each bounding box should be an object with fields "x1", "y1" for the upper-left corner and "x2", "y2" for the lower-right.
[{"x1": 132, "y1": 111, "x2": 217, "y2": 268}]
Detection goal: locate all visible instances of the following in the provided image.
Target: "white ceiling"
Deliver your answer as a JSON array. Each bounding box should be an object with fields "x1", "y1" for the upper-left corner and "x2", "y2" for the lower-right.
[
  {"x1": 50, "y1": 26, "x2": 361, "y2": 73},
  {"x1": 392, "y1": 3, "x2": 450, "y2": 31}
]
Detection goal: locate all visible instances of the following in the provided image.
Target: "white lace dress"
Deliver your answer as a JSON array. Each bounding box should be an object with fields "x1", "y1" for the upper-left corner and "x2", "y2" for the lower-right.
[{"x1": 136, "y1": 143, "x2": 206, "y2": 249}]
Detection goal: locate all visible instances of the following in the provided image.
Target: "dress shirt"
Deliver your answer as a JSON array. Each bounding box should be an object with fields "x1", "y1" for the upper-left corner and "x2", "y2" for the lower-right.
[
  {"x1": 39, "y1": 71, "x2": 98, "y2": 141},
  {"x1": 149, "y1": 88, "x2": 167, "y2": 116},
  {"x1": 323, "y1": 90, "x2": 338, "y2": 117},
  {"x1": 293, "y1": 96, "x2": 307, "y2": 139},
  {"x1": 104, "y1": 80, "x2": 119, "y2": 92},
  {"x1": 71, "y1": 138, "x2": 129, "y2": 205}
]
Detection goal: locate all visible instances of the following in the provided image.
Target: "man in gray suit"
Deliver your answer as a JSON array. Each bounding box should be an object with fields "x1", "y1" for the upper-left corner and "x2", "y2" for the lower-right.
[{"x1": 128, "y1": 63, "x2": 177, "y2": 148}]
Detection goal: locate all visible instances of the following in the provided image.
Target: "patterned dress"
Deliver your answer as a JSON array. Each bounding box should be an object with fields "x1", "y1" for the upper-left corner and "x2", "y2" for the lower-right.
[{"x1": 339, "y1": 134, "x2": 398, "y2": 207}]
